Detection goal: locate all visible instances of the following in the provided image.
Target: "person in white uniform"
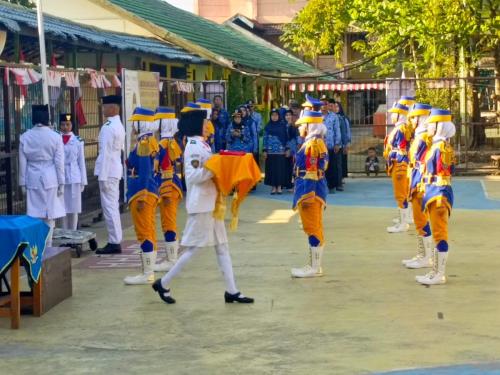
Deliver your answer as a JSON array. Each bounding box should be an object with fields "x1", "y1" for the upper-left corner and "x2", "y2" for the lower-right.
[
  {"x1": 94, "y1": 95, "x2": 125, "y2": 254},
  {"x1": 59, "y1": 113, "x2": 87, "y2": 230},
  {"x1": 152, "y1": 104, "x2": 254, "y2": 305},
  {"x1": 19, "y1": 105, "x2": 65, "y2": 247}
]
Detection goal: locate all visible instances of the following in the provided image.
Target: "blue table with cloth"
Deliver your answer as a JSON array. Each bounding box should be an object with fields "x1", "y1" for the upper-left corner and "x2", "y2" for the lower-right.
[
  {"x1": 0, "y1": 215, "x2": 49, "y2": 282},
  {"x1": 0, "y1": 215, "x2": 49, "y2": 329}
]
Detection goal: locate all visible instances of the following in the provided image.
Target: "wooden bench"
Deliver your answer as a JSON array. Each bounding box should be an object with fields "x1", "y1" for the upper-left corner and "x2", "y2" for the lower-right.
[
  {"x1": 0, "y1": 247, "x2": 72, "y2": 329},
  {"x1": 492, "y1": 155, "x2": 500, "y2": 169}
]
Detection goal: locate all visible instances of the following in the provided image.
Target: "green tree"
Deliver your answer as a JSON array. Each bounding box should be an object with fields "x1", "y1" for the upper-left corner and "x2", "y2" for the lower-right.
[
  {"x1": 282, "y1": 0, "x2": 499, "y2": 79},
  {"x1": 281, "y1": 0, "x2": 500, "y2": 148},
  {"x1": 1, "y1": 0, "x2": 35, "y2": 8}
]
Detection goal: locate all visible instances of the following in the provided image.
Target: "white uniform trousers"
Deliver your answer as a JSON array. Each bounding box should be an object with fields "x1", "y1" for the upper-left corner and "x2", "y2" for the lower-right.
[{"x1": 99, "y1": 178, "x2": 122, "y2": 244}]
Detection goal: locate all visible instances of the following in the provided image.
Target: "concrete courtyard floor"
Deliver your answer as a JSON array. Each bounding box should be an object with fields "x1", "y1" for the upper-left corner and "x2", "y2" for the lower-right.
[{"x1": 1, "y1": 177, "x2": 500, "y2": 374}]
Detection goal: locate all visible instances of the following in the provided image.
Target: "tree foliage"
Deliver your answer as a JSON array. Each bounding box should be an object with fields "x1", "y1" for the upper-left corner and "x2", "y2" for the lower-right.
[
  {"x1": 281, "y1": 0, "x2": 500, "y2": 78},
  {"x1": 1, "y1": 0, "x2": 35, "y2": 8}
]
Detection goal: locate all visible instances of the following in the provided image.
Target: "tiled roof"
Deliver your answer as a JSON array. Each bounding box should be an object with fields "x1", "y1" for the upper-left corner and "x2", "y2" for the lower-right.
[
  {"x1": 106, "y1": 0, "x2": 319, "y2": 76},
  {"x1": 0, "y1": 2, "x2": 206, "y2": 64}
]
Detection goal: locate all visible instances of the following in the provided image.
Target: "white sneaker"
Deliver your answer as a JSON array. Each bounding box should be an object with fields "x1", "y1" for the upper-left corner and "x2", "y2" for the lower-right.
[
  {"x1": 124, "y1": 251, "x2": 156, "y2": 285},
  {"x1": 417, "y1": 251, "x2": 448, "y2": 285},
  {"x1": 291, "y1": 265, "x2": 323, "y2": 278},
  {"x1": 291, "y1": 246, "x2": 324, "y2": 278},
  {"x1": 417, "y1": 271, "x2": 446, "y2": 285},
  {"x1": 387, "y1": 222, "x2": 410, "y2": 233},
  {"x1": 387, "y1": 208, "x2": 410, "y2": 233},
  {"x1": 406, "y1": 257, "x2": 433, "y2": 269},
  {"x1": 124, "y1": 272, "x2": 155, "y2": 285},
  {"x1": 404, "y1": 236, "x2": 433, "y2": 268}
]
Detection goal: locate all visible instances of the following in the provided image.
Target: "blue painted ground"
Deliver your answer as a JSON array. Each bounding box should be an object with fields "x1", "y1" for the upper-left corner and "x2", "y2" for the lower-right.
[
  {"x1": 253, "y1": 178, "x2": 500, "y2": 211},
  {"x1": 377, "y1": 363, "x2": 500, "y2": 374}
]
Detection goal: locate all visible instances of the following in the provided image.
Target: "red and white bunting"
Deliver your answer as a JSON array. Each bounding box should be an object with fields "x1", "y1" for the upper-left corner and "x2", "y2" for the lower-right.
[{"x1": 289, "y1": 82, "x2": 386, "y2": 92}]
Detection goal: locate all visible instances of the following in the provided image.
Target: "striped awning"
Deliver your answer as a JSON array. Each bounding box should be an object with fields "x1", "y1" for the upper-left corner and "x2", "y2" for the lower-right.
[{"x1": 289, "y1": 82, "x2": 386, "y2": 92}]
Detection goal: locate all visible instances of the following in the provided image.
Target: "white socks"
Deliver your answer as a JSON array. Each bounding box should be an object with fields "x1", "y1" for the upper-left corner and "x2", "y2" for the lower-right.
[
  {"x1": 43, "y1": 219, "x2": 55, "y2": 247},
  {"x1": 160, "y1": 243, "x2": 239, "y2": 295},
  {"x1": 161, "y1": 246, "x2": 202, "y2": 288},
  {"x1": 215, "y1": 243, "x2": 238, "y2": 294}
]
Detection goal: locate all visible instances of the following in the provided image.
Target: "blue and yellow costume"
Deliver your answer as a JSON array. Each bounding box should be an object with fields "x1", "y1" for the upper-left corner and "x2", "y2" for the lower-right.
[
  {"x1": 124, "y1": 107, "x2": 160, "y2": 285},
  {"x1": 156, "y1": 107, "x2": 184, "y2": 244},
  {"x1": 292, "y1": 111, "x2": 329, "y2": 248},
  {"x1": 290, "y1": 110, "x2": 329, "y2": 278},
  {"x1": 422, "y1": 125, "x2": 455, "y2": 251},
  {"x1": 402, "y1": 103, "x2": 435, "y2": 270},
  {"x1": 384, "y1": 102, "x2": 412, "y2": 210},
  {"x1": 407, "y1": 103, "x2": 433, "y2": 238},
  {"x1": 416, "y1": 108, "x2": 456, "y2": 285}
]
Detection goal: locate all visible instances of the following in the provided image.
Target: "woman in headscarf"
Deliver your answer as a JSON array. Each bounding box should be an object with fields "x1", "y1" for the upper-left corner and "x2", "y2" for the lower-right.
[
  {"x1": 211, "y1": 108, "x2": 225, "y2": 152},
  {"x1": 226, "y1": 109, "x2": 253, "y2": 153},
  {"x1": 263, "y1": 109, "x2": 288, "y2": 194},
  {"x1": 284, "y1": 109, "x2": 299, "y2": 191},
  {"x1": 416, "y1": 109, "x2": 456, "y2": 286}
]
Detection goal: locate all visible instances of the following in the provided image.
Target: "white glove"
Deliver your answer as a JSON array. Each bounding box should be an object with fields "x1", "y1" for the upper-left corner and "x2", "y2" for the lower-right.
[
  {"x1": 81, "y1": 185, "x2": 85, "y2": 193},
  {"x1": 21, "y1": 186, "x2": 26, "y2": 195},
  {"x1": 57, "y1": 184, "x2": 64, "y2": 196}
]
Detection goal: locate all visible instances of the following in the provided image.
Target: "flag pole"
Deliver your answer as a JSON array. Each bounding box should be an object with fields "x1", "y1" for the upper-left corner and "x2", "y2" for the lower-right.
[{"x1": 36, "y1": 0, "x2": 50, "y2": 107}]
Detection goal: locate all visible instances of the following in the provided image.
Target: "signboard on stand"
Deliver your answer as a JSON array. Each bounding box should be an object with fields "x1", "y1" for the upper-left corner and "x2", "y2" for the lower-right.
[{"x1": 121, "y1": 69, "x2": 160, "y2": 156}]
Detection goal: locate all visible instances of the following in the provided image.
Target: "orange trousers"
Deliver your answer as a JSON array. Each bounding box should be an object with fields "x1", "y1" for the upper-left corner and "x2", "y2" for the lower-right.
[
  {"x1": 159, "y1": 189, "x2": 181, "y2": 236},
  {"x1": 391, "y1": 162, "x2": 409, "y2": 208},
  {"x1": 298, "y1": 198, "x2": 325, "y2": 246},
  {"x1": 130, "y1": 194, "x2": 158, "y2": 251},
  {"x1": 427, "y1": 199, "x2": 449, "y2": 245},
  {"x1": 411, "y1": 192, "x2": 429, "y2": 236}
]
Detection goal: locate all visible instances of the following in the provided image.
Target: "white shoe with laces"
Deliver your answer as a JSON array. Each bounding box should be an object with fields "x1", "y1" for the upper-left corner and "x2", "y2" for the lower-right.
[
  {"x1": 124, "y1": 251, "x2": 156, "y2": 285},
  {"x1": 291, "y1": 246, "x2": 324, "y2": 278},
  {"x1": 404, "y1": 236, "x2": 434, "y2": 269}
]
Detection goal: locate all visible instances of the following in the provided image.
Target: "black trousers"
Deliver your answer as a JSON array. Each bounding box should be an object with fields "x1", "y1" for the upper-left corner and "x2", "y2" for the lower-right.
[
  {"x1": 342, "y1": 150, "x2": 348, "y2": 178},
  {"x1": 325, "y1": 149, "x2": 343, "y2": 189}
]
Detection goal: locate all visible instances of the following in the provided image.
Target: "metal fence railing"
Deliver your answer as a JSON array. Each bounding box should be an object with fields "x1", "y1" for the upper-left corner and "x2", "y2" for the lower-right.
[
  {"x1": 0, "y1": 67, "x2": 226, "y2": 218},
  {"x1": 0, "y1": 66, "x2": 117, "y2": 218},
  {"x1": 296, "y1": 76, "x2": 499, "y2": 174}
]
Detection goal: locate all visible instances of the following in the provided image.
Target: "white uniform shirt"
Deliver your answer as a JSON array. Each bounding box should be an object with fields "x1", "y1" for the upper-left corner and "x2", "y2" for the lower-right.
[
  {"x1": 63, "y1": 132, "x2": 88, "y2": 185},
  {"x1": 19, "y1": 125, "x2": 65, "y2": 189},
  {"x1": 183, "y1": 136, "x2": 216, "y2": 214},
  {"x1": 94, "y1": 115, "x2": 125, "y2": 181}
]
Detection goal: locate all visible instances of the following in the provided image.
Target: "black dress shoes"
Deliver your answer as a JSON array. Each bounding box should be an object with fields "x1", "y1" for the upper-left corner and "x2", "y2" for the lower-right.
[
  {"x1": 95, "y1": 243, "x2": 122, "y2": 254},
  {"x1": 152, "y1": 279, "x2": 176, "y2": 304},
  {"x1": 224, "y1": 291, "x2": 254, "y2": 304}
]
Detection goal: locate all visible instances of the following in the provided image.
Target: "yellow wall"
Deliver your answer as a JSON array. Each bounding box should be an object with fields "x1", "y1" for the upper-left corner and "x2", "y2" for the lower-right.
[{"x1": 43, "y1": 0, "x2": 155, "y2": 36}]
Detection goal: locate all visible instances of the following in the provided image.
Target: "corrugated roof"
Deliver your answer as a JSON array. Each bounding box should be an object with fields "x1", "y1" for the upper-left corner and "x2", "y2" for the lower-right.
[
  {"x1": 0, "y1": 2, "x2": 206, "y2": 64},
  {"x1": 105, "y1": 0, "x2": 319, "y2": 77}
]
